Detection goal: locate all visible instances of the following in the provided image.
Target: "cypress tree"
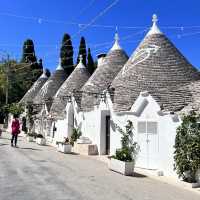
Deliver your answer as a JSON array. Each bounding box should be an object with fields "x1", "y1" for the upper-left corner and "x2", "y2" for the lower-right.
[
  {"x1": 60, "y1": 33, "x2": 74, "y2": 75},
  {"x1": 38, "y1": 59, "x2": 51, "y2": 77},
  {"x1": 77, "y1": 37, "x2": 87, "y2": 66},
  {"x1": 21, "y1": 39, "x2": 37, "y2": 63},
  {"x1": 45, "y1": 69, "x2": 51, "y2": 77},
  {"x1": 87, "y1": 48, "x2": 95, "y2": 74}
]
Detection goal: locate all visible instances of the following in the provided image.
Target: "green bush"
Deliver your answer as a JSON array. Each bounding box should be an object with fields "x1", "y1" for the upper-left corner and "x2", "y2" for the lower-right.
[
  {"x1": 70, "y1": 128, "x2": 81, "y2": 146},
  {"x1": 8, "y1": 103, "x2": 24, "y2": 116},
  {"x1": 36, "y1": 134, "x2": 44, "y2": 138},
  {"x1": 27, "y1": 132, "x2": 37, "y2": 137},
  {"x1": 112, "y1": 120, "x2": 139, "y2": 162},
  {"x1": 174, "y1": 111, "x2": 200, "y2": 182}
]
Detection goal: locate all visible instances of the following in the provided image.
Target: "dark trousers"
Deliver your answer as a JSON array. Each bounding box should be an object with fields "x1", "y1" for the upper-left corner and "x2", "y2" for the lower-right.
[{"x1": 11, "y1": 134, "x2": 18, "y2": 146}]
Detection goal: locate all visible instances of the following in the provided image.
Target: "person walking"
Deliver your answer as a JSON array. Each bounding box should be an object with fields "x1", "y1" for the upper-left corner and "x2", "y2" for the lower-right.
[{"x1": 11, "y1": 114, "x2": 20, "y2": 147}]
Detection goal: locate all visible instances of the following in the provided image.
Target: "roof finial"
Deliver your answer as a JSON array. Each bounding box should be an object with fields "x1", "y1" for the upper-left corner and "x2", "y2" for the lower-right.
[
  {"x1": 56, "y1": 58, "x2": 64, "y2": 70},
  {"x1": 152, "y1": 14, "x2": 158, "y2": 24},
  {"x1": 79, "y1": 54, "x2": 83, "y2": 63},
  {"x1": 114, "y1": 26, "x2": 119, "y2": 42},
  {"x1": 111, "y1": 26, "x2": 122, "y2": 51},
  {"x1": 77, "y1": 54, "x2": 85, "y2": 69},
  {"x1": 147, "y1": 14, "x2": 162, "y2": 36},
  {"x1": 40, "y1": 67, "x2": 47, "y2": 78}
]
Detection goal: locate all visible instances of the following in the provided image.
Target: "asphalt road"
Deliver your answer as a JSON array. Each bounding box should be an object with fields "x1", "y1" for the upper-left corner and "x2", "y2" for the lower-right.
[{"x1": 0, "y1": 132, "x2": 200, "y2": 200}]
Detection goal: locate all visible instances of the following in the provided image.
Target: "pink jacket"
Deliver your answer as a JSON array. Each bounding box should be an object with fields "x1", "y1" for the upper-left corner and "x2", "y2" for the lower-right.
[{"x1": 11, "y1": 119, "x2": 20, "y2": 135}]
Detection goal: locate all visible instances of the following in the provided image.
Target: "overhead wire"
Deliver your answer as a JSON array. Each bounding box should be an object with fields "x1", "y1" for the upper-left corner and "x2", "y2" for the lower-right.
[{"x1": 1, "y1": 11, "x2": 200, "y2": 30}]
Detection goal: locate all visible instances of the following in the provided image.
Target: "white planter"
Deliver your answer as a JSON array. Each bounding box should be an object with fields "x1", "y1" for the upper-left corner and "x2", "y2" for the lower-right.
[
  {"x1": 27, "y1": 136, "x2": 34, "y2": 142},
  {"x1": 191, "y1": 182, "x2": 200, "y2": 188},
  {"x1": 36, "y1": 138, "x2": 46, "y2": 145},
  {"x1": 108, "y1": 158, "x2": 134, "y2": 176},
  {"x1": 57, "y1": 143, "x2": 72, "y2": 154}
]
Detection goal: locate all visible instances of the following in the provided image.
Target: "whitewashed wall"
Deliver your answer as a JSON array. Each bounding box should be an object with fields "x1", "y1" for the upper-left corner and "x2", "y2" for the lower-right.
[
  {"x1": 80, "y1": 108, "x2": 101, "y2": 152},
  {"x1": 51, "y1": 103, "x2": 74, "y2": 142},
  {"x1": 109, "y1": 92, "x2": 181, "y2": 177}
]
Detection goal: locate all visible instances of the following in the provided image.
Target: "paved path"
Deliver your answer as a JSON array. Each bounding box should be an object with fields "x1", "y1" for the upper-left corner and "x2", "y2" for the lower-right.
[{"x1": 0, "y1": 132, "x2": 200, "y2": 200}]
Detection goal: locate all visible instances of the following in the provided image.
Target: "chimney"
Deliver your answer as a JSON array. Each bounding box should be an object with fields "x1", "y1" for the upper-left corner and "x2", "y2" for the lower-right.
[{"x1": 97, "y1": 53, "x2": 106, "y2": 67}]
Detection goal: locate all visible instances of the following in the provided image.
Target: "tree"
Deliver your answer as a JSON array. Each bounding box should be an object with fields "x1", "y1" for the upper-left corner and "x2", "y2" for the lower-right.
[
  {"x1": 77, "y1": 37, "x2": 87, "y2": 66},
  {"x1": 87, "y1": 48, "x2": 95, "y2": 74},
  {"x1": 112, "y1": 120, "x2": 139, "y2": 162},
  {"x1": 21, "y1": 39, "x2": 41, "y2": 70},
  {"x1": 38, "y1": 59, "x2": 51, "y2": 77},
  {"x1": 21, "y1": 39, "x2": 37, "y2": 63},
  {"x1": 45, "y1": 69, "x2": 51, "y2": 78},
  {"x1": 174, "y1": 111, "x2": 200, "y2": 182},
  {"x1": 0, "y1": 64, "x2": 6, "y2": 96},
  {"x1": 7, "y1": 103, "x2": 24, "y2": 116},
  {"x1": 60, "y1": 33, "x2": 74, "y2": 75}
]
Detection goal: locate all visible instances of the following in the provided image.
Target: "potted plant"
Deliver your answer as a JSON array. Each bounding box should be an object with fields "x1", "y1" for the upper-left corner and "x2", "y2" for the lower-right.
[
  {"x1": 56, "y1": 137, "x2": 72, "y2": 154},
  {"x1": 26, "y1": 132, "x2": 36, "y2": 142},
  {"x1": 174, "y1": 111, "x2": 200, "y2": 187},
  {"x1": 108, "y1": 120, "x2": 139, "y2": 176},
  {"x1": 70, "y1": 128, "x2": 82, "y2": 146},
  {"x1": 36, "y1": 134, "x2": 46, "y2": 145}
]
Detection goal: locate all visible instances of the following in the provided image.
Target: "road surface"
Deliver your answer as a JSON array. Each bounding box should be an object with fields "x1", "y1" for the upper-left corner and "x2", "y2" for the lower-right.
[{"x1": 0, "y1": 132, "x2": 199, "y2": 200}]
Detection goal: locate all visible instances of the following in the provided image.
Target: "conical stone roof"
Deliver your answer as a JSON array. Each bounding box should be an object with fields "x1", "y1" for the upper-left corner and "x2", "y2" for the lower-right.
[
  {"x1": 50, "y1": 56, "x2": 91, "y2": 118},
  {"x1": 19, "y1": 70, "x2": 48, "y2": 105},
  {"x1": 33, "y1": 60, "x2": 68, "y2": 107},
  {"x1": 81, "y1": 33, "x2": 128, "y2": 111},
  {"x1": 111, "y1": 14, "x2": 200, "y2": 112}
]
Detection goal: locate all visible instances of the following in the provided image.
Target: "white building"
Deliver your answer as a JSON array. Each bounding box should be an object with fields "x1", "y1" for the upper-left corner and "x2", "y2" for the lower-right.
[
  {"x1": 19, "y1": 14, "x2": 200, "y2": 177},
  {"x1": 33, "y1": 60, "x2": 68, "y2": 136},
  {"x1": 101, "y1": 14, "x2": 199, "y2": 176},
  {"x1": 49, "y1": 56, "x2": 91, "y2": 143},
  {"x1": 69, "y1": 14, "x2": 200, "y2": 176}
]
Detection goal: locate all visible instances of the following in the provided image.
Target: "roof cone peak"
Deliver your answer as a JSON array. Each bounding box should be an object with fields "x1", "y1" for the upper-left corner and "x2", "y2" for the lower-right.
[
  {"x1": 147, "y1": 14, "x2": 163, "y2": 36},
  {"x1": 77, "y1": 55, "x2": 86, "y2": 69},
  {"x1": 56, "y1": 58, "x2": 64, "y2": 70},
  {"x1": 111, "y1": 27, "x2": 122, "y2": 51},
  {"x1": 40, "y1": 67, "x2": 48, "y2": 78}
]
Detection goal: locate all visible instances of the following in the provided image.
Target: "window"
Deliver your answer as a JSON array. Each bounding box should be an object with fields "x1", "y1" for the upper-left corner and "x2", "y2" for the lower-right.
[
  {"x1": 147, "y1": 122, "x2": 157, "y2": 134},
  {"x1": 138, "y1": 121, "x2": 157, "y2": 134},
  {"x1": 138, "y1": 121, "x2": 146, "y2": 134}
]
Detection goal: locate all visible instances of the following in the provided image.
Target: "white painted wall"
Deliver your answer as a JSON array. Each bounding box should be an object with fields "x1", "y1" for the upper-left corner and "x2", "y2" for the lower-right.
[
  {"x1": 53, "y1": 118, "x2": 68, "y2": 142},
  {"x1": 80, "y1": 108, "x2": 100, "y2": 153},
  {"x1": 51, "y1": 103, "x2": 74, "y2": 142},
  {"x1": 77, "y1": 102, "x2": 111, "y2": 155},
  {"x1": 108, "y1": 92, "x2": 181, "y2": 177},
  {"x1": 158, "y1": 114, "x2": 180, "y2": 176}
]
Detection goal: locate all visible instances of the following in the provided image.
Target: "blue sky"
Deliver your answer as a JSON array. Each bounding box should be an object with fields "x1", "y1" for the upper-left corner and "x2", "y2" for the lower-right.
[{"x1": 0, "y1": 0, "x2": 200, "y2": 71}]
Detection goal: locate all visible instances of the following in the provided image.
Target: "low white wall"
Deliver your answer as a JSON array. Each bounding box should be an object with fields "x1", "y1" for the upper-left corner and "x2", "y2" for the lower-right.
[
  {"x1": 80, "y1": 109, "x2": 101, "y2": 152},
  {"x1": 52, "y1": 103, "x2": 74, "y2": 142},
  {"x1": 53, "y1": 118, "x2": 68, "y2": 142}
]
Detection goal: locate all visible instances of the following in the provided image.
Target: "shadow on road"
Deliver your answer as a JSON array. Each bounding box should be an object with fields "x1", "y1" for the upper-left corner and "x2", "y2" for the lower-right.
[
  {"x1": 0, "y1": 137, "x2": 11, "y2": 141},
  {"x1": 0, "y1": 143, "x2": 9, "y2": 146},
  {"x1": 133, "y1": 172, "x2": 147, "y2": 178},
  {"x1": 19, "y1": 147, "x2": 42, "y2": 151}
]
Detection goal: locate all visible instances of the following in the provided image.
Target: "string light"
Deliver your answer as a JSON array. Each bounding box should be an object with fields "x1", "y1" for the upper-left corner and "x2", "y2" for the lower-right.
[{"x1": 1, "y1": 10, "x2": 200, "y2": 30}]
